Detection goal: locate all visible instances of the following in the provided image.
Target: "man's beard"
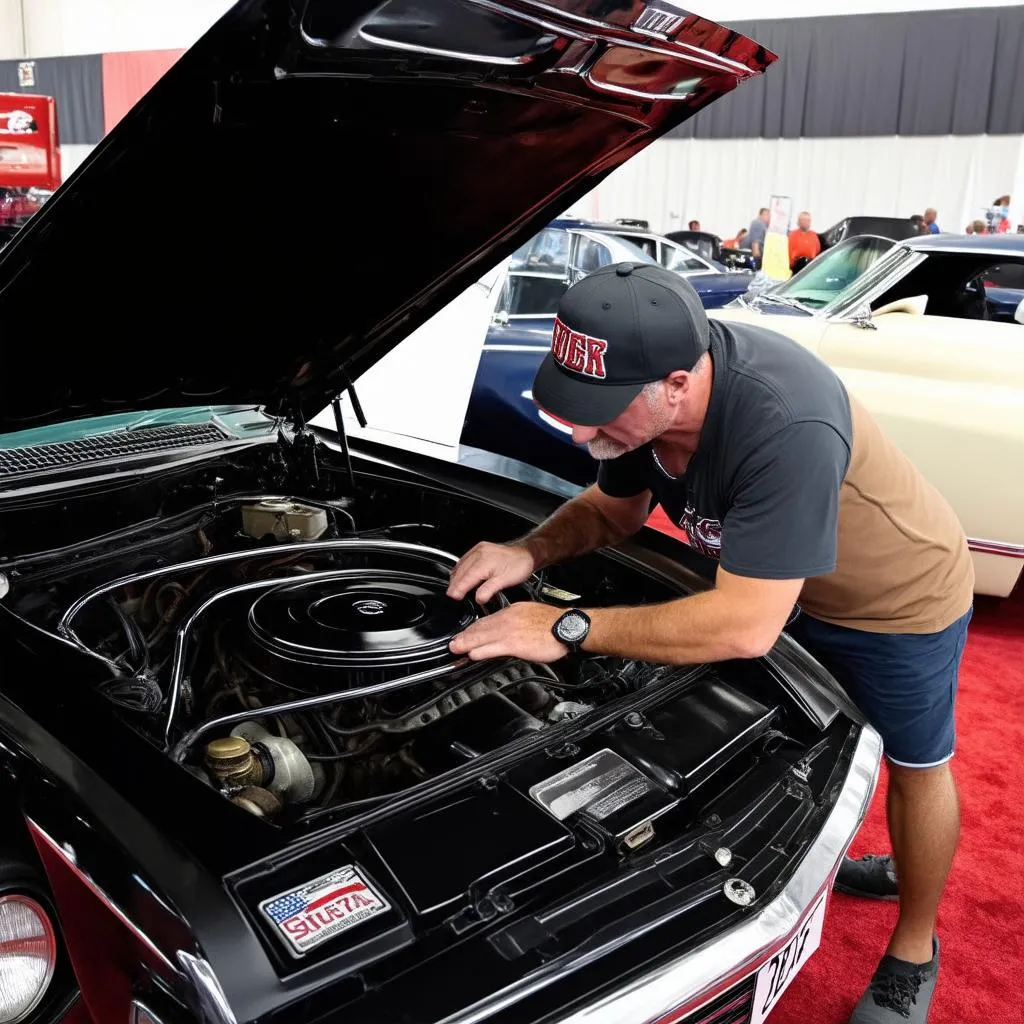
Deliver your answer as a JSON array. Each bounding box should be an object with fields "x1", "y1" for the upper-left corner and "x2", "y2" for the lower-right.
[
  {"x1": 587, "y1": 436, "x2": 632, "y2": 460},
  {"x1": 586, "y1": 392, "x2": 675, "y2": 461}
]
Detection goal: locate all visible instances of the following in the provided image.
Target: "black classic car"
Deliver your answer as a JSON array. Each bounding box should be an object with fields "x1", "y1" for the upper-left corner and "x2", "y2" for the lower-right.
[{"x1": 0, "y1": 3, "x2": 881, "y2": 1023}]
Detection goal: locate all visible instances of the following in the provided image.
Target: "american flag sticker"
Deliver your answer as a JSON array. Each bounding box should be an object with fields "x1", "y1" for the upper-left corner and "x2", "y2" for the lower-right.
[{"x1": 259, "y1": 865, "x2": 390, "y2": 956}]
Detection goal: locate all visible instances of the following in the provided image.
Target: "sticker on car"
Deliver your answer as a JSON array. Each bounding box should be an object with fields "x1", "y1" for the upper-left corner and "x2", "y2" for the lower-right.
[
  {"x1": 529, "y1": 748, "x2": 653, "y2": 821},
  {"x1": 259, "y1": 864, "x2": 390, "y2": 956}
]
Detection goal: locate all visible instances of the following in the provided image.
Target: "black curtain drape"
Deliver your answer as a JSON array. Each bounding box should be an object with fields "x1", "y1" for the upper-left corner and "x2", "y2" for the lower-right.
[{"x1": 672, "y1": 5, "x2": 1024, "y2": 139}]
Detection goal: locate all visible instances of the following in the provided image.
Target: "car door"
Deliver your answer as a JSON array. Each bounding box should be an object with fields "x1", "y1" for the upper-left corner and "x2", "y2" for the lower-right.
[{"x1": 815, "y1": 309, "x2": 1024, "y2": 596}]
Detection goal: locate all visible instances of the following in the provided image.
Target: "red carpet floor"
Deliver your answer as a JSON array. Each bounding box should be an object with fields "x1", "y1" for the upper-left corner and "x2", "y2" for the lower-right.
[{"x1": 646, "y1": 510, "x2": 1024, "y2": 1023}]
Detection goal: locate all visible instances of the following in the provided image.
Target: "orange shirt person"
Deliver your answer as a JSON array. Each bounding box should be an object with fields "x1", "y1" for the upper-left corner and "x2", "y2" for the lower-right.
[{"x1": 788, "y1": 211, "x2": 821, "y2": 269}]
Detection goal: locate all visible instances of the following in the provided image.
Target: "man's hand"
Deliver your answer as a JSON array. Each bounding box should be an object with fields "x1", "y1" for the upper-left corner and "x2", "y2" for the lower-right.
[
  {"x1": 449, "y1": 602, "x2": 566, "y2": 662},
  {"x1": 447, "y1": 542, "x2": 536, "y2": 604}
]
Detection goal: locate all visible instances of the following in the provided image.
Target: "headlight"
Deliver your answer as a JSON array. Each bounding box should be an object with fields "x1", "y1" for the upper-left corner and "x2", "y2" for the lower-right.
[{"x1": 0, "y1": 895, "x2": 57, "y2": 1023}]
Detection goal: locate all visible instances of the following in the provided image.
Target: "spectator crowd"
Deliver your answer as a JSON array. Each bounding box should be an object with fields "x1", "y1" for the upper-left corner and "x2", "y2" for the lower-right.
[{"x1": 690, "y1": 194, "x2": 1020, "y2": 274}]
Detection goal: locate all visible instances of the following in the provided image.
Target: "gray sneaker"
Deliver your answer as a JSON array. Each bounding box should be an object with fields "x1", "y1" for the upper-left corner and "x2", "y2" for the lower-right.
[
  {"x1": 835, "y1": 854, "x2": 899, "y2": 901},
  {"x1": 850, "y1": 938, "x2": 939, "y2": 1023}
]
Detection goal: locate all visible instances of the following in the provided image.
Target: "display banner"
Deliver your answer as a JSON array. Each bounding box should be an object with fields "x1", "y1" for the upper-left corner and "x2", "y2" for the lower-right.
[{"x1": 760, "y1": 194, "x2": 793, "y2": 281}]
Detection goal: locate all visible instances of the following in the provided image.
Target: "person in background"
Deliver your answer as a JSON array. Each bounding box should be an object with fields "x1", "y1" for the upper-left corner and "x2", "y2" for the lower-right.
[
  {"x1": 965, "y1": 223, "x2": 974, "y2": 234},
  {"x1": 971, "y1": 219, "x2": 987, "y2": 235},
  {"x1": 746, "y1": 207, "x2": 769, "y2": 267},
  {"x1": 910, "y1": 215, "x2": 930, "y2": 236},
  {"x1": 688, "y1": 219, "x2": 701, "y2": 231},
  {"x1": 923, "y1": 208, "x2": 940, "y2": 234},
  {"x1": 988, "y1": 196, "x2": 1011, "y2": 233},
  {"x1": 788, "y1": 211, "x2": 821, "y2": 270},
  {"x1": 722, "y1": 227, "x2": 747, "y2": 250}
]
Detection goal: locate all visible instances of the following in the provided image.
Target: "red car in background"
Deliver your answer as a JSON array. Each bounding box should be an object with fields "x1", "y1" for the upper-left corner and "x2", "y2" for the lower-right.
[{"x1": 0, "y1": 92, "x2": 61, "y2": 245}]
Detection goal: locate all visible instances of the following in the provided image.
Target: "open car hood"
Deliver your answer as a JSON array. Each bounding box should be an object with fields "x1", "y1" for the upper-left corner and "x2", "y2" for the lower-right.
[{"x1": 0, "y1": 0, "x2": 774, "y2": 433}]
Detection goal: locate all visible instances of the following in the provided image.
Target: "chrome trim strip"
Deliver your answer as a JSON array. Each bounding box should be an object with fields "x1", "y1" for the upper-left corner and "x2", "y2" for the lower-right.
[
  {"x1": 483, "y1": 344, "x2": 549, "y2": 351},
  {"x1": 968, "y1": 537, "x2": 1024, "y2": 559},
  {"x1": 170, "y1": 647, "x2": 471, "y2": 760},
  {"x1": 583, "y1": 73, "x2": 698, "y2": 101},
  {"x1": 176, "y1": 952, "x2": 238, "y2": 1024},
  {"x1": 58, "y1": 539, "x2": 458, "y2": 645},
  {"x1": 358, "y1": 27, "x2": 538, "y2": 64},
  {"x1": 906, "y1": 243, "x2": 1024, "y2": 257},
  {"x1": 162, "y1": 557, "x2": 460, "y2": 746},
  {"x1": 25, "y1": 819, "x2": 178, "y2": 975},
  {"x1": 437, "y1": 725, "x2": 883, "y2": 1024},
  {"x1": 824, "y1": 249, "x2": 927, "y2": 320},
  {"x1": 130, "y1": 1000, "x2": 167, "y2": 1024}
]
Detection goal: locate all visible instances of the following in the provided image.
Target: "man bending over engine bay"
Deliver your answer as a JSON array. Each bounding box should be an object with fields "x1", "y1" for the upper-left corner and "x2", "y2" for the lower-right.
[{"x1": 448, "y1": 263, "x2": 974, "y2": 1024}]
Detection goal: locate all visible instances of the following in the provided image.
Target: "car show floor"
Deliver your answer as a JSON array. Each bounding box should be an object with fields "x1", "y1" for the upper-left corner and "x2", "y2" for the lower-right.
[{"x1": 647, "y1": 511, "x2": 1024, "y2": 1024}]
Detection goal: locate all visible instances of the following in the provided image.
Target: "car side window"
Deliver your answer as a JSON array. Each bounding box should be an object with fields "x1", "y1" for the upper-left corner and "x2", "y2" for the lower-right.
[
  {"x1": 663, "y1": 248, "x2": 707, "y2": 273},
  {"x1": 508, "y1": 227, "x2": 569, "y2": 275},
  {"x1": 870, "y1": 256, "x2": 1024, "y2": 323},
  {"x1": 501, "y1": 273, "x2": 568, "y2": 317},
  {"x1": 982, "y1": 263, "x2": 1024, "y2": 289}
]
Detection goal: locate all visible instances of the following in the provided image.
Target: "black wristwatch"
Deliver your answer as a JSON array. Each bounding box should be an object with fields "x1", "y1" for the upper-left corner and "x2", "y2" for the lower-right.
[{"x1": 552, "y1": 608, "x2": 591, "y2": 653}]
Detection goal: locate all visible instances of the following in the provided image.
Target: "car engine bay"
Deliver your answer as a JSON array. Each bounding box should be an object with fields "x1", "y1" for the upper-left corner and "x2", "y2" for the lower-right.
[{"x1": 3, "y1": 468, "x2": 706, "y2": 827}]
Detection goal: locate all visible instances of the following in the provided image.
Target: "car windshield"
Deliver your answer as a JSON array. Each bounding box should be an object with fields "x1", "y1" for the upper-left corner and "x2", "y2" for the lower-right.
[
  {"x1": 772, "y1": 235, "x2": 896, "y2": 308},
  {"x1": 0, "y1": 406, "x2": 274, "y2": 450}
]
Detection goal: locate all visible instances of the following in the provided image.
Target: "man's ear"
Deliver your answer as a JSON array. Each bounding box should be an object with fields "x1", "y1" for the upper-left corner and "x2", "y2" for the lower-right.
[{"x1": 663, "y1": 370, "x2": 691, "y2": 403}]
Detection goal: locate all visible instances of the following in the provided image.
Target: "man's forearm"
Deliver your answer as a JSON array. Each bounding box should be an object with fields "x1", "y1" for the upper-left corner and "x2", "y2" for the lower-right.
[
  {"x1": 582, "y1": 590, "x2": 772, "y2": 664},
  {"x1": 519, "y1": 488, "x2": 633, "y2": 571}
]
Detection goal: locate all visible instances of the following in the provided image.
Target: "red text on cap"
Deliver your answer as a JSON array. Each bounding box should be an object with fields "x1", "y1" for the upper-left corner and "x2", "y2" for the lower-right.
[{"x1": 552, "y1": 316, "x2": 608, "y2": 379}]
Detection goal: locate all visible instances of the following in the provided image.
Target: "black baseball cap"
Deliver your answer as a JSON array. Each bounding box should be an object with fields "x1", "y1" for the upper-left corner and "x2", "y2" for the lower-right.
[{"x1": 532, "y1": 262, "x2": 710, "y2": 427}]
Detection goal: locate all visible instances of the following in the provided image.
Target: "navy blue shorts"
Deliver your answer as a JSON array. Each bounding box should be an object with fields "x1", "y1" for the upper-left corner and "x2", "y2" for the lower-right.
[{"x1": 787, "y1": 607, "x2": 972, "y2": 768}]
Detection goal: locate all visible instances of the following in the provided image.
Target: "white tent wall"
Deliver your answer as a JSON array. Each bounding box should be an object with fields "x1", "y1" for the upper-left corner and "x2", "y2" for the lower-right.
[
  {"x1": 0, "y1": 0, "x2": 234, "y2": 59},
  {"x1": 574, "y1": 134, "x2": 1024, "y2": 238}
]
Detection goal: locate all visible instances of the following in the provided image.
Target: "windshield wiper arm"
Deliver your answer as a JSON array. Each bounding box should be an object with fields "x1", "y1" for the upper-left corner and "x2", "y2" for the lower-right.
[{"x1": 752, "y1": 293, "x2": 813, "y2": 312}]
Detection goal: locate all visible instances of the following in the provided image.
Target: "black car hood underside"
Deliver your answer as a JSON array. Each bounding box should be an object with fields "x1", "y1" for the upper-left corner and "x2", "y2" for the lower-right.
[{"x1": 0, "y1": 0, "x2": 773, "y2": 433}]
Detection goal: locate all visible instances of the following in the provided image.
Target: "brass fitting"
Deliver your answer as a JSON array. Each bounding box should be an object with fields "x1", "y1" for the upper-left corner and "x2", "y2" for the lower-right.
[{"x1": 205, "y1": 736, "x2": 266, "y2": 788}]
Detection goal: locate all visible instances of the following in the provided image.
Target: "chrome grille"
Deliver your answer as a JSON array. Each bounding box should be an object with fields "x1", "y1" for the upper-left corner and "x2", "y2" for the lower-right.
[
  {"x1": 684, "y1": 980, "x2": 755, "y2": 1024},
  {"x1": 0, "y1": 423, "x2": 226, "y2": 477}
]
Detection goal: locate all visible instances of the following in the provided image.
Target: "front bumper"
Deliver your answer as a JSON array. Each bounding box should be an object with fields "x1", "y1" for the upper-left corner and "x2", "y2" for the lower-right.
[{"x1": 442, "y1": 724, "x2": 883, "y2": 1024}]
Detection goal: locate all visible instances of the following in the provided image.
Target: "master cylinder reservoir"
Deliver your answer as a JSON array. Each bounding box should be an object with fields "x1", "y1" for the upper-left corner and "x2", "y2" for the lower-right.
[{"x1": 241, "y1": 498, "x2": 328, "y2": 542}]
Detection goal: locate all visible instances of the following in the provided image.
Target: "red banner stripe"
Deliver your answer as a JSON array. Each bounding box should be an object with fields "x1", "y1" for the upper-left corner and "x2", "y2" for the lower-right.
[{"x1": 303, "y1": 882, "x2": 368, "y2": 913}]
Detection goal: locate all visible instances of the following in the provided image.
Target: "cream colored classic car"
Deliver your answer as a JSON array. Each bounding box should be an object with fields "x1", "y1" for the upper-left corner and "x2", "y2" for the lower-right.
[{"x1": 712, "y1": 232, "x2": 1024, "y2": 598}]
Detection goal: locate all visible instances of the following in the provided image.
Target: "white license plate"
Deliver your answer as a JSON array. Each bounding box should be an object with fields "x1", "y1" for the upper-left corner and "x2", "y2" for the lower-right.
[{"x1": 750, "y1": 893, "x2": 828, "y2": 1024}]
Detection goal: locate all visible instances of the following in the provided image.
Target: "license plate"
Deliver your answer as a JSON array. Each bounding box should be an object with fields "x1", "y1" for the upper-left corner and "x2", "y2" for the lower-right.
[{"x1": 751, "y1": 893, "x2": 828, "y2": 1023}]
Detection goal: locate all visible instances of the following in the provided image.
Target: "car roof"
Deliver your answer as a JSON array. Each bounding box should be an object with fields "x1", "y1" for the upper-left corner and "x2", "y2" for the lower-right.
[
  {"x1": 903, "y1": 233, "x2": 1024, "y2": 255},
  {"x1": 550, "y1": 216, "x2": 658, "y2": 235}
]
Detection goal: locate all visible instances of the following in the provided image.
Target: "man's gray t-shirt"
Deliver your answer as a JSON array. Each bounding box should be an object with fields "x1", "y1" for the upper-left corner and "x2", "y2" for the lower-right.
[
  {"x1": 746, "y1": 217, "x2": 767, "y2": 252},
  {"x1": 597, "y1": 320, "x2": 853, "y2": 581}
]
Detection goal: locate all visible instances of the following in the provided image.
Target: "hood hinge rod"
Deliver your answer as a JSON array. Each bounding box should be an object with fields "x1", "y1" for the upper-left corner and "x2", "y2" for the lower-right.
[
  {"x1": 331, "y1": 396, "x2": 357, "y2": 495},
  {"x1": 345, "y1": 376, "x2": 367, "y2": 428}
]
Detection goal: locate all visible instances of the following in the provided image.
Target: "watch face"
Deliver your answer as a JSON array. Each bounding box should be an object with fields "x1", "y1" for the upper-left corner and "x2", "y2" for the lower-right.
[{"x1": 557, "y1": 612, "x2": 589, "y2": 642}]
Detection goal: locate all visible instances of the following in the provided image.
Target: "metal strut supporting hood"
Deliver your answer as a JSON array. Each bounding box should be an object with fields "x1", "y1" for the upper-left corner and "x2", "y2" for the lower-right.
[{"x1": 0, "y1": 0, "x2": 774, "y2": 432}]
